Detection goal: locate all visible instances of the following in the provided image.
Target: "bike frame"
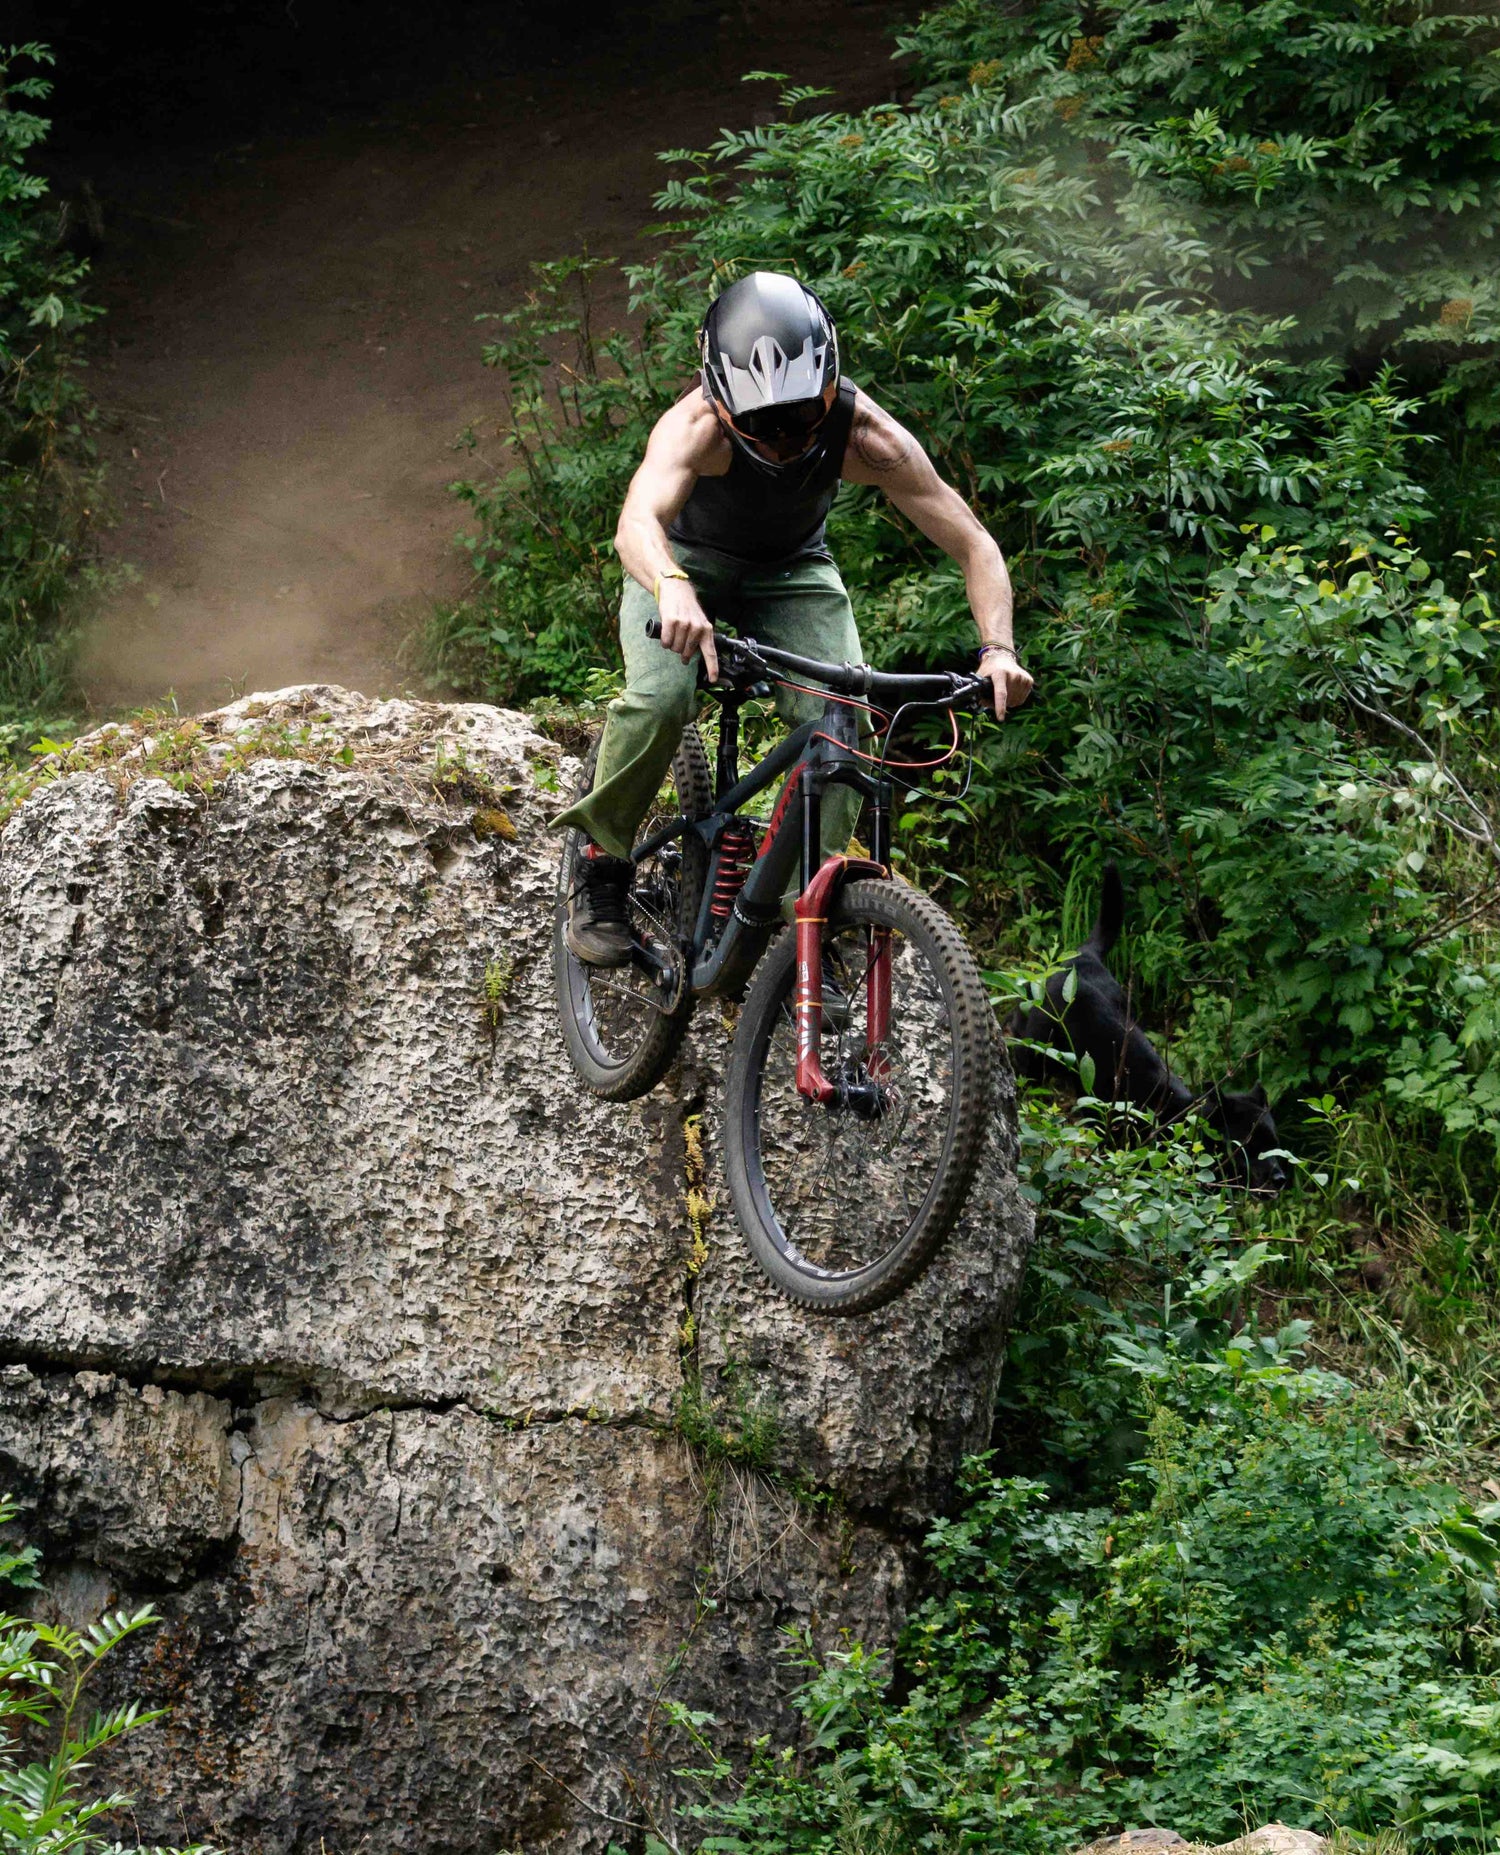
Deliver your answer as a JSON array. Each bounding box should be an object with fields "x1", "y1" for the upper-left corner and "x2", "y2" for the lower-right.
[{"x1": 631, "y1": 689, "x2": 895, "y2": 1104}]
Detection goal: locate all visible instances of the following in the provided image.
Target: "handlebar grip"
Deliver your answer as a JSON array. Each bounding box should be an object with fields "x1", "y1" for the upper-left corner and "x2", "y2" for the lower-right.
[{"x1": 645, "y1": 617, "x2": 662, "y2": 641}]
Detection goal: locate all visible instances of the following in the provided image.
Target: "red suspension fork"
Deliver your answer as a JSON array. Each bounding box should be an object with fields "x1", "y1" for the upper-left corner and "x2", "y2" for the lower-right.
[
  {"x1": 793, "y1": 856, "x2": 888, "y2": 1105},
  {"x1": 866, "y1": 925, "x2": 893, "y2": 1080}
]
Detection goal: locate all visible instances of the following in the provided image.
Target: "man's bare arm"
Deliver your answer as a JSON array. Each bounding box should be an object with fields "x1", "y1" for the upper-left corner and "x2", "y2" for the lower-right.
[
  {"x1": 614, "y1": 398, "x2": 726, "y2": 678},
  {"x1": 843, "y1": 391, "x2": 1031, "y2": 720}
]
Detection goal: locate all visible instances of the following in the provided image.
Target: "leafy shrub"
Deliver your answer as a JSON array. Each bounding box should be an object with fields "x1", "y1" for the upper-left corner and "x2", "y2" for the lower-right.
[
  {"x1": 666, "y1": 1096, "x2": 1500, "y2": 1853},
  {"x1": 441, "y1": 0, "x2": 1500, "y2": 1163},
  {"x1": 0, "y1": 1494, "x2": 209, "y2": 1855},
  {"x1": 677, "y1": 1389, "x2": 1500, "y2": 1855},
  {"x1": 0, "y1": 42, "x2": 99, "y2": 753},
  {"x1": 905, "y1": 0, "x2": 1500, "y2": 406}
]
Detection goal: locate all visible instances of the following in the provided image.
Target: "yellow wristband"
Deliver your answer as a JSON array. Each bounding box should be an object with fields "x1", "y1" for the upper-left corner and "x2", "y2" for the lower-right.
[{"x1": 654, "y1": 566, "x2": 691, "y2": 606}]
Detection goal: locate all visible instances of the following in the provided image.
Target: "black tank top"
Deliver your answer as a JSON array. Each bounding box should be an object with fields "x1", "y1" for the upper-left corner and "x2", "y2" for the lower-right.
[{"x1": 669, "y1": 378, "x2": 857, "y2": 567}]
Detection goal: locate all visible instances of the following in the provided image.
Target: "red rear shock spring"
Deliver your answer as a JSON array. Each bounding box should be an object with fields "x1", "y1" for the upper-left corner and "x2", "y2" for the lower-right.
[{"x1": 710, "y1": 820, "x2": 758, "y2": 920}]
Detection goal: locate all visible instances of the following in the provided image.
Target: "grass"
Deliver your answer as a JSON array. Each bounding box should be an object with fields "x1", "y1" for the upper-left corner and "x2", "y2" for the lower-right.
[
  {"x1": 675, "y1": 1364, "x2": 783, "y2": 1477},
  {"x1": 0, "y1": 694, "x2": 545, "y2": 840},
  {"x1": 1, "y1": 706, "x2": 357, "y2": 829}
]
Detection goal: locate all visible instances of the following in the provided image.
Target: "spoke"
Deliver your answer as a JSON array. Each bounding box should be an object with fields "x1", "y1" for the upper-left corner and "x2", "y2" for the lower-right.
[{"x1": 587, "y1": 973, "x2": 673, "y2": 1017}]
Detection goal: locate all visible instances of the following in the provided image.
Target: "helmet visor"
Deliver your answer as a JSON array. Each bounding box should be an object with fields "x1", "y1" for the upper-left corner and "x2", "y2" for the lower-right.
[
  {"x1": 732, "y1": 395, "x2": 830, "y2": 445},
  {"x1": 724, "y1": 384, "x2": 838, "y2": 463}
]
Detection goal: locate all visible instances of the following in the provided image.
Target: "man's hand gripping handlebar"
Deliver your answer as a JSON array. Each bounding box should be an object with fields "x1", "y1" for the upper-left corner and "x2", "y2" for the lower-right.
[{"x1": 651, "y1": 576, "x2": 719, "y2": 682}]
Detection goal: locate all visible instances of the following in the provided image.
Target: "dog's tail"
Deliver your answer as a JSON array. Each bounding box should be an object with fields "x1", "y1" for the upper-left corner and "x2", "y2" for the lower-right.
[{"x1": 1084, "y1": 859, "x2": 1124, "y2": 957}]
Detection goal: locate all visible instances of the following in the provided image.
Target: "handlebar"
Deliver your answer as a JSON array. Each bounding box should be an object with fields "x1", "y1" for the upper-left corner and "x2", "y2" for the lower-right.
[{"x1": 643, "y1": 617, "x2": 986, "y2": 710}]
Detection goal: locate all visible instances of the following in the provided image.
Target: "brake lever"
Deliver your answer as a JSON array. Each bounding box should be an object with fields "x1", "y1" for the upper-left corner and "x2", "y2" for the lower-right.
[{"x1": 708, "y1": 633, "x2": 772, "y2": 690}]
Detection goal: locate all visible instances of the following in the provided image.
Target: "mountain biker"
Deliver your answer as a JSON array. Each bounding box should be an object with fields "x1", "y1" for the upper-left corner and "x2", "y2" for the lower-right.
[{"x1": 557, "y1": 269, "x2": 1032, "y2": 967}]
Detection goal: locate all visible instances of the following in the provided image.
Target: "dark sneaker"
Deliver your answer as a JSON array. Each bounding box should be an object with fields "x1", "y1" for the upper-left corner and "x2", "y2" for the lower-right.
[{"x1": 566, "y1": 852, "x2": 635, "y2": 967}]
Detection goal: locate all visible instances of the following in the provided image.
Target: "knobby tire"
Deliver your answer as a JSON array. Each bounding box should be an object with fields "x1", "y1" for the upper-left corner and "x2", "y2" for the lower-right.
[{"x1": 723, "y1": 878, "x2": 994, "y2": 1315}]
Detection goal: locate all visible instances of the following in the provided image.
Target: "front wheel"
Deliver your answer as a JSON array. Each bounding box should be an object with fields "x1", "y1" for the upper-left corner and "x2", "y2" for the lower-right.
[{"x1": 723, "y1": 878, "x2": 994, "y2": 1315}]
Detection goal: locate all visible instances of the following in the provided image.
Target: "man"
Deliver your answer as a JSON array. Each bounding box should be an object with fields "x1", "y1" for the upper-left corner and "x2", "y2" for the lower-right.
[{"x1": 557, "y1": 269, "x2": 1032, "y2": 965}]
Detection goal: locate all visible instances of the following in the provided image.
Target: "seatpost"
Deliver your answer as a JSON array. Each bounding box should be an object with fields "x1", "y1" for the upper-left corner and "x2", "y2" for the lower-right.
[{"x1": 716, "y1": 695, "x2": 742, "y2": 799}]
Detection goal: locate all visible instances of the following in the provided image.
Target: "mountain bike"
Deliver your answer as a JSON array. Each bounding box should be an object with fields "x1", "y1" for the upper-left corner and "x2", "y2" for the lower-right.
[{"x1": 554, "y1": 621, "x2": 997, "y2": 1315}]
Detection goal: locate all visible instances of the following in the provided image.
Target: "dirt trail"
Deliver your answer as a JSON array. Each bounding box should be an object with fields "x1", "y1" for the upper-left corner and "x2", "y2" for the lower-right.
[{"x1": 76, "y1": 1, "x2": 906, "y2": 716}]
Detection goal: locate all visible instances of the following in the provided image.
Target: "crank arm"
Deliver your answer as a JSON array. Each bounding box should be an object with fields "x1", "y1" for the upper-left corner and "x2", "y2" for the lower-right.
[{"x1": 630, "y1": 937, "x2": 676, "y2": 983}]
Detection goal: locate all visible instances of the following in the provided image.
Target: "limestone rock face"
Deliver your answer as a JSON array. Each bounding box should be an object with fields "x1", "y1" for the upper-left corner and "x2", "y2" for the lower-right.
[
  {"x1": 1073, "y1": 1829, "x2": 1326, "y2": 1855},
  {"x1": 0, "y1": 687, "x2": 1032, "y2": 1852}
]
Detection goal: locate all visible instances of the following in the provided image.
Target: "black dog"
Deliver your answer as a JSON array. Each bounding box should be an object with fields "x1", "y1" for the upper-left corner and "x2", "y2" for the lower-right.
[{"x1": 1009, "y1": 864, "x2": 1289, "y2": 1194}]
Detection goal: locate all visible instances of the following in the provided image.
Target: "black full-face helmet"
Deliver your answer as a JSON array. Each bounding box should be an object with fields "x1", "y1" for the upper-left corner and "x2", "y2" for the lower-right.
[{"x1": 700, "y1": 271, "x2": 841, "y2": 475}]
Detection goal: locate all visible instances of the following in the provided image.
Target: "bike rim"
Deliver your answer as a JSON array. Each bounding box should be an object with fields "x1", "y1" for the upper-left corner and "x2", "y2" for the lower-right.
[{"x1": 743, "y1": 912, "x2": 963, "y2": 1284}]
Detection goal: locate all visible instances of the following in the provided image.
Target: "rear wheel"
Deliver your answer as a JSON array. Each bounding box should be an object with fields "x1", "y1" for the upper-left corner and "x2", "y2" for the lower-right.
[
  {"x1": 723, "y1": 878, "x2": 993, "y2": 1314},
  {"x1": 554, "y1": 730, "x2": 711, "y2": 1100}
]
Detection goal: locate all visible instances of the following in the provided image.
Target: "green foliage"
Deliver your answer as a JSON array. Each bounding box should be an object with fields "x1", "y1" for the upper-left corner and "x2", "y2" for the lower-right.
[
  {"x1": 0, "y1": 1506, "x2": 39, "y2": 1599},
  {"x1": 989, "y1": 1077, "x2": 1293, "y2": 1482},
  {"x1": 669, "y1": 1109, "x2": 1500, "y2": 1855},
  {"x1": 906, "y1": 0, "x2": 1500, "y2": 391},
  {"x1": 677, "y1": 1364, "x2": 783, "y2": 1476},
  {"x1": 1001, "y1": 520, "x2": 1500, "y2": 1125},
  {"x1": 442, "y1": 0, "x2": 1500, "y2": 1177},
  {"x1": 0, "y1": 1495, "x2": 210, "y2": 1855},
  {"x1": 679, "y1": 1401, "x2": 1500, "y2": 1855},
  {"x1": 0, "y1": 43, "x2": 99, "y2": 753}
]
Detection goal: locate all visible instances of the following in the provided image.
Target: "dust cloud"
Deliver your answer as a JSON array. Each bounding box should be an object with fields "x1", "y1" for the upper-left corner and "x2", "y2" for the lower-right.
[{"x1": 73, "y1": 1, "x2": 905, "y2": 716}]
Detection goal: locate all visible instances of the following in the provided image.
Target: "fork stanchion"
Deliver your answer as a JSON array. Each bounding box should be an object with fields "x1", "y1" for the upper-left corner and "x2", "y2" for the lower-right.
[{"x1": 800, "y1": 774, "x2": 821, "y2": 897}]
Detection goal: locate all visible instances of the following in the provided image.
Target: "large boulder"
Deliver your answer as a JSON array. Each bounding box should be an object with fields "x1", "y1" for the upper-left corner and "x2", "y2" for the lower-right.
[{"x1": 0, "y1": 687, "x2": 1032, "y2": 1852}]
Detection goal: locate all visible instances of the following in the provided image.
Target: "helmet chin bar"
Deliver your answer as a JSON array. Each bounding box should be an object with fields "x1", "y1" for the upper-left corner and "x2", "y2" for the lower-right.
[{"x1": 712, "y1": 400, "x2": 817, "y2": 476}]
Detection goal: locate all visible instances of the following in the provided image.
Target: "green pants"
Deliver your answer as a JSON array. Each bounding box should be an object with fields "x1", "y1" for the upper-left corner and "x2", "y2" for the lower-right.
[{"x1": 554, "y1": 543, "x2": 866, "y2": 873}]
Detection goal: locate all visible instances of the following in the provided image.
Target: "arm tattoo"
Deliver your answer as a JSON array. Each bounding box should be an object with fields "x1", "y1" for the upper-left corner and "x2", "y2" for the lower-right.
[{"x1": 850, "y1": 410, "x2": 912, "y2": 476}]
